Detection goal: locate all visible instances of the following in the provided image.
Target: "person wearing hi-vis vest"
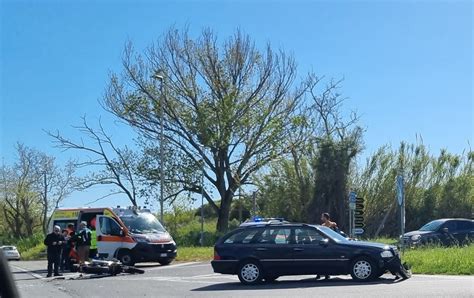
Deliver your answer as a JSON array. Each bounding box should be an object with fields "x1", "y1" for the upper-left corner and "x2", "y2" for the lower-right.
[{"x1": 89, "y1": 217, "x2": 98, "y2": 259}]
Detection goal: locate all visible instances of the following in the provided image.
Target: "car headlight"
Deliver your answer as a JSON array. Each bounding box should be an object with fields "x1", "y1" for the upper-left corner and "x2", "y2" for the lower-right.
[
  {"x1": 411, "y1": 234, "x2": 421, "y2": 241},
  {"x1": 380, "y1": 250, "x2": 394, "y2": 258},
  {"x1": 132, "y1": 236, "x2": 150, "y2": 243}
]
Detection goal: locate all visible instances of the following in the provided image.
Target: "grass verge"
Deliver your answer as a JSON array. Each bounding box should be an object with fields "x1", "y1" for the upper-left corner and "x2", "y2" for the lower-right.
[
  {"x1": 20, "y1": 243, "x2": 47, "y2": 261},
  {"x1": 176, "y1": 246, "x2": 213, "y2": 262},
  {"x1": 402, "y1": 245, "x2": 473, "y2": 275}
]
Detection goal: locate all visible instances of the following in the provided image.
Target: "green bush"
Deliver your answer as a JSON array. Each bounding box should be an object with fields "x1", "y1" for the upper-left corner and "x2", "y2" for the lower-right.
[
  {"x1": 0, "y1": 233, "x2": 44, "y2": 253},
  {"x1": 21, "y1": 243, "x2": 47, "y2": 260},
  {"x1": 162, "y1": 203, "x2": 242, "y2": 247}
]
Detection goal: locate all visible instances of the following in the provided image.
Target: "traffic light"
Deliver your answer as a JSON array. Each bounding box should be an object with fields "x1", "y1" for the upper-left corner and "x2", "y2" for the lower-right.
[{"x1": 355, "y1": 197, "x2": 364, "y2": 228}]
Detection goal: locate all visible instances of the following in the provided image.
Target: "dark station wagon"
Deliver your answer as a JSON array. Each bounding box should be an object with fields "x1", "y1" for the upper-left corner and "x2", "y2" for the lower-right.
[
  {"x1": 402, "y1": 218, "x2": 474, "y2": 247},
  {"x1": 211, "y1": 222, "x2": 411, "y2": 284}
]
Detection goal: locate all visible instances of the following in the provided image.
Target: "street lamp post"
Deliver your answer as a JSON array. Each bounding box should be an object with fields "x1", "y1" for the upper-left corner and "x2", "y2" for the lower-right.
[
  {"x1": 152, "y1": 72, "x2": 165, "y2": 223},
  {"x1": 200, "y1": 159, "x2": 204, "y2": 246}
]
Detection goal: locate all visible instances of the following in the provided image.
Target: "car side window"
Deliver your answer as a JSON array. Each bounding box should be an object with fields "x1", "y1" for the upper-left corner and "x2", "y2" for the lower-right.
[
  {"x1": 109, "y1": 218, "x2": 122, "y2": 235},
  {"x1": 224, "y1": 229, "x2": 261, "y2": 244},
  {"x1": 294, "y1": 228, "x2": 324, "y2": 244},
  {"x1": 99, "y1": 216, "x2": 121, "y2": 235},
  {"x1": 457, "y1": 221, "x2": 471, "y2": 231},
  {"x1": 99, "y1": 216, "x2": 110, "y2": 234},
  {"x1": 256, "y1": 228, "x2": 291, "y2": 245},
  {"x1": 442, "y1": 221, "x2": 457, "y2": 232}
]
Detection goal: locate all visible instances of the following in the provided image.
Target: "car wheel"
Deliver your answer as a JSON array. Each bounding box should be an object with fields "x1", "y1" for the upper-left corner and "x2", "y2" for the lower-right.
[
  {"x1": 158, "y1": 258, "x2": 173, "y2": 266},
  {"x1": 117, "y1": 250, "x2": 135, "y2": 266},
  {"x1": 350, "y1": 257, "x2": 377, "y2": 281},
  {"x1": 238, "y1": 260, "x2": 263, "y2": 285}
]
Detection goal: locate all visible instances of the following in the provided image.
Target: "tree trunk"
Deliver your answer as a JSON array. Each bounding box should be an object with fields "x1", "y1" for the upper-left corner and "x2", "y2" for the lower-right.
[{"x1": 216, "y1": 191, "x2": 234, "y2": 233}]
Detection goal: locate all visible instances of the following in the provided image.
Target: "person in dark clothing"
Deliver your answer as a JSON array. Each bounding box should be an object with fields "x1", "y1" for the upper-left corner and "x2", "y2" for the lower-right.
[
  {"x1": 60, "y1": 230, "x2": 72, "y2": 271},
  {"x1": 44, "y1": 225, "x2": 65, "y2": 277}
]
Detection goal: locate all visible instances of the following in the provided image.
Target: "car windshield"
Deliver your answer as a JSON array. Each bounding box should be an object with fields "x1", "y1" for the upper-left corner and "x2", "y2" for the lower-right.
[
  {"x1": 419, "y1": 220, "x2": 444, "y2": 231},
  {"x1": 2, "y1": 246, "x2": 15, "y2": 251},
  {"x1": 120, "y1": 213, "x2": 166, "y2": 234},
  {"x1": 316, "y1": 226, "x2": 349, "y2": 243}
]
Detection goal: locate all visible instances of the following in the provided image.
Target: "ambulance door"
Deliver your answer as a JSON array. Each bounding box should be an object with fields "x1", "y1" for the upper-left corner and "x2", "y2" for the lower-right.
[{"x1": 96, "y1": 215, "x2": 123, "y2": 260}]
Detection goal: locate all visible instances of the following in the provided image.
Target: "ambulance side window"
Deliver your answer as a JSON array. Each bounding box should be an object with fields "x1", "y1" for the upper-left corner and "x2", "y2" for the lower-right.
[{"x1": 100, "y1": 217, "x2": 122, "y2": 236}]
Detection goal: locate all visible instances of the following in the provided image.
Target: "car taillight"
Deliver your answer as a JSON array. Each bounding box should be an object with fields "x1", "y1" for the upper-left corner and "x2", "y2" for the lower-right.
[{"x1": 213, "y1": 249, "x2": 221, "y2": 260}]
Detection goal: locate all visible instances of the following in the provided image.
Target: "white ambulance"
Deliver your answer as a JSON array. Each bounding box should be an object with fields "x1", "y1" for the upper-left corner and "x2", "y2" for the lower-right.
[{"x1": 49, "y1": 206, "x2": 177, "y2": 266}]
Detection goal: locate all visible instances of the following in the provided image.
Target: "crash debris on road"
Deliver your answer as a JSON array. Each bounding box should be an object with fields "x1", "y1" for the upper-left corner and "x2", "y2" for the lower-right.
[{"x1": 50, "y1": 259, "x2": 145, "y2": 280}]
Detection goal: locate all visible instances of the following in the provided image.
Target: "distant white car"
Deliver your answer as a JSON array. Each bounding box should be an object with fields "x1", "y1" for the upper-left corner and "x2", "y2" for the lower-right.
[{"x1": 1, "y1": 246, "x2": 21, "y2": 261}]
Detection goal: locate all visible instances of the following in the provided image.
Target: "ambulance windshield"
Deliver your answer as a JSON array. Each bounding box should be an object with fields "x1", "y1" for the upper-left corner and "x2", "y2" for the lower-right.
[{"x1": 120, "y1": 213, "x2": 166, "y2": 234}]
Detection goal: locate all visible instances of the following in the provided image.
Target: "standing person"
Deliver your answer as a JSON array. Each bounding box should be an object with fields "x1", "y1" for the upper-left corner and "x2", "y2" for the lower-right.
[
  {"x1": 44, "y1": 225, "x2": 65, "y2": 277},
  {"x1": 66, "y1": 223, "x2": 75, "y2": 236},
  {"x1": 60, "y1": 230, "x2": 71, "y2": 272},
  {"x1": 89, "y1": 218, "x2": 98, "y2": 259},
  {"x1": 316, "y1": 213, "x2": 338, "y2": 280},
  {"x1": 75, "y1": 221, "x2": 92, "y2": 264},
  {"x1": 321, "y1": 212, "x2": 338, "y2": 230}
]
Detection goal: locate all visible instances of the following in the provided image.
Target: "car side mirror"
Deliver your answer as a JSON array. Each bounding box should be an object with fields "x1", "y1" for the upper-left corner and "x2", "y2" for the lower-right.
[
  {"x1": 442, "y1": 227, "x2": 449, "y2": 233},
  {"x1": 319, "y1": 238, "x2": 329, "y2": 246}
]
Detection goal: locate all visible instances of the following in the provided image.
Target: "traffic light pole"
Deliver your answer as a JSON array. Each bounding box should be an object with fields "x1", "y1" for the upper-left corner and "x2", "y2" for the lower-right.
[{"x1": 348, "y1": 191, "x2": 356, "y2": 238}]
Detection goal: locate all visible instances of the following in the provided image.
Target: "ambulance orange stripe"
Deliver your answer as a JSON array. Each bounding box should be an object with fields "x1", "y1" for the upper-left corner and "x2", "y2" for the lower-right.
[{"x1": 99, "y1": 235, "x2": 135, "y2": 243}]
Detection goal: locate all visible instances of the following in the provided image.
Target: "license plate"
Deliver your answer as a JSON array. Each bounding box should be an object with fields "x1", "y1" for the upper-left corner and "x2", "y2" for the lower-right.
[{"x1": 160, "y1": 253, "x2": 167, "y2": 257}]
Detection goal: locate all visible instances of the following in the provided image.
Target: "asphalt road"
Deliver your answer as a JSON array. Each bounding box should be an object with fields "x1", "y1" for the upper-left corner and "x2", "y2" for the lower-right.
[{"x1": 8, "y1": 260, "x2": 474, "y2": 298}]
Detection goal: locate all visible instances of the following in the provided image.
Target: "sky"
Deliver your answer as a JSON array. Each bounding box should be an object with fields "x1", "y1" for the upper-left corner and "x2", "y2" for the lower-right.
[{"x1": 1, "y1": 0, "x2": 473, "y2": 210}]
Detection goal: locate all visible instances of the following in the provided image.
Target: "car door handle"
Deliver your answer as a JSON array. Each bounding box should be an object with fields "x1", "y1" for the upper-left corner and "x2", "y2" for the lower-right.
[
  {"x1": 293, "y1": 248, "x2": 304, "y2": 251},
  {"x1": 256, "y1": 247, "x2": 268, "y2": 251}
]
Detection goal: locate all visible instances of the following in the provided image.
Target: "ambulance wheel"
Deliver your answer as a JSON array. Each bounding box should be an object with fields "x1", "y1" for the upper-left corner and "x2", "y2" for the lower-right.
[
  {"x1": 117, "y1": 249, "x2": 135, "y2": 266},
  {"x1": 158, "y1": 258, "x2": 173, "y2": 266}
]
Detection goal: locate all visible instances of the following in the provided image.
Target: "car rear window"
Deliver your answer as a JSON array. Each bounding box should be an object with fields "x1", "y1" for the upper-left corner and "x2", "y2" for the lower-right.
[
  {"x1": 2, "y1": 246, "x2": 15, "y2": 251},
  {"x1": 224, "y1": 228, "x2": 262, "y2": 244}
]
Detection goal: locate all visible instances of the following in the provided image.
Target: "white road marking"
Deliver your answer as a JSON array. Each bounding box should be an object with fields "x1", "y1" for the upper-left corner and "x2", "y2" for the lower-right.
[
  {"x1": 110, "y1": 272, "x2": 238, "y2": 284},
  {"x1": 144, "y1": 261, "x2": 202, "y2": 271},
  {"x1": 10, "y1": 264, "x2": 43, "y2": 279},
  {"x1": 174, "y1": 263, "x2": 212, "y2": 269}
]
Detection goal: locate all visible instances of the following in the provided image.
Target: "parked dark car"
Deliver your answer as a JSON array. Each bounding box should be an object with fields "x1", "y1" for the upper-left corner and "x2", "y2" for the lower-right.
[
  {"x1": 211, "y1": 222, "x2": 410, "y2": 284},
  {"x1": 402, "y1": 218, "x2": 474, "y2": 247}
]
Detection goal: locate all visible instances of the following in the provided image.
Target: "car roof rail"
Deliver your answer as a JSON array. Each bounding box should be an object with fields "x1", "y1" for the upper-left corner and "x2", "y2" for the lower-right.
[{"x1": 239, "y1": 217, "x2": 291, "y2": 227}]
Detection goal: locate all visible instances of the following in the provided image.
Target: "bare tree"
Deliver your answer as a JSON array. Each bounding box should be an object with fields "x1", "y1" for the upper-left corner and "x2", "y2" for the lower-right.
[
  {"x1": 36, "y1": 155, "x2": 76, "y2": 234},
  {"x1": 0, "y1": 144, "x2": 77, "y2": 236},
  {"x1": 103, "y1": 28, "x2": 311, "y2": 232},
  {"x1": 48, "y1": 117, "x2": 140, "y2": 207}
]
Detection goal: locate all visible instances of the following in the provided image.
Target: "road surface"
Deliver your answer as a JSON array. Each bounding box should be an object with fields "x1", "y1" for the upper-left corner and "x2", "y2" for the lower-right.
[{"x1": 9, "y1": 260, "x2": 474, "y2": 297}]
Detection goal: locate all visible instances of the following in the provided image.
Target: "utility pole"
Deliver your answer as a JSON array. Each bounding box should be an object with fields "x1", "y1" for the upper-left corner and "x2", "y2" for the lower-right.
[
  {"x1": 152, "y1": 72, "x2": 165, "y2": 223},
  {"x1": 252, "y1": 191, "x2": 257, "y2": 217},
  {"x1": 397, "y1": 174, "x2": 405, "y2": 252},
  {"x1": 238, "y1": 187, "x2": 242, "y2": 224}
]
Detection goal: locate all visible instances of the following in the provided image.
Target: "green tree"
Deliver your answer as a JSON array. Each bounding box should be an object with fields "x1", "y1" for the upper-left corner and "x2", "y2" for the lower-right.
[
  {"x1": 256, "y1": 77, "x2": 362, "y2": 228},
  {"x1": 354, "y1": 142, "x2": 473, "y2": 237},
  {"x1": 103, "y1": 28, "x2": 313, "y2": 232}
]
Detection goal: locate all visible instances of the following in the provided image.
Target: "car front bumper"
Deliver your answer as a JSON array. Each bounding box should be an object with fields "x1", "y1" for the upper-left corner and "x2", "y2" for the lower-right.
[
  {"x1": 4, "y1": 254, "x2": 21, "y2": 260},
  {"x1": 132, "y1": 243, "x2": 177, "y2": 262},
  {"x1": 381, "y1": 255, "x2": 411, "y2": 279}
]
